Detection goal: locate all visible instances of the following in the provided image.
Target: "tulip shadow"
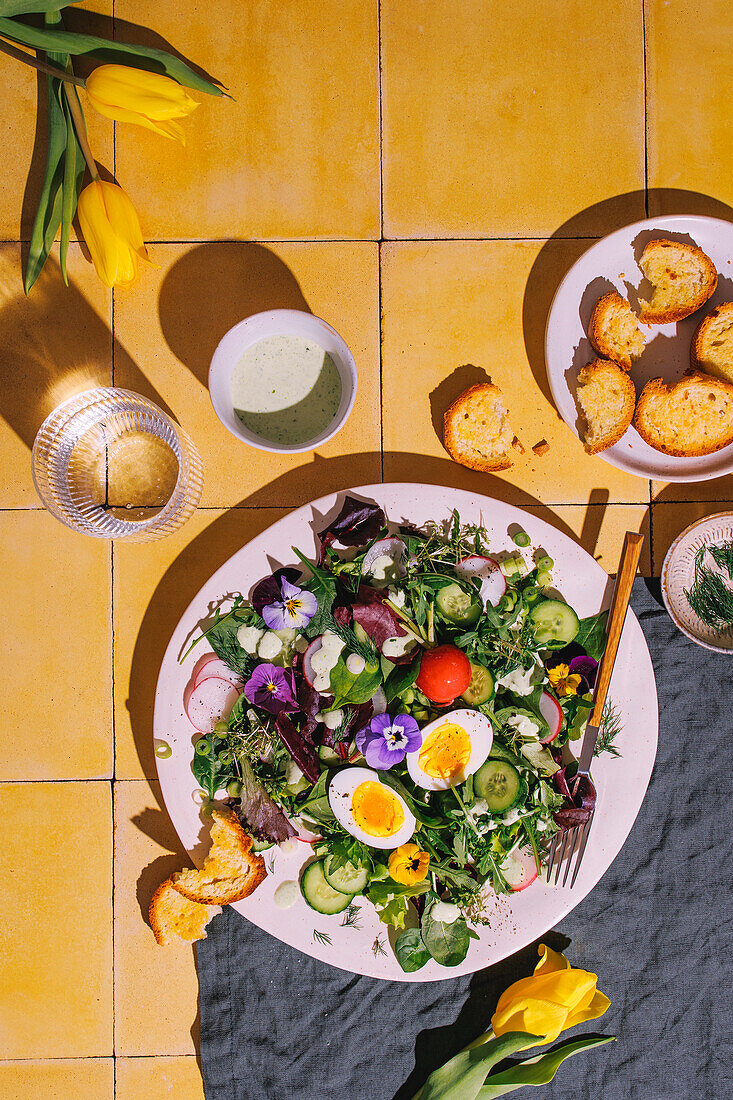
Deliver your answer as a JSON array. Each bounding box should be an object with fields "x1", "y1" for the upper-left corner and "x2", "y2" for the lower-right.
[
  {"x1": 392, "y1": 931, "x2": 572, "y2": 1100},
  {"x1": 157, "y1": 243, "x2": 311, "y2": 390}
]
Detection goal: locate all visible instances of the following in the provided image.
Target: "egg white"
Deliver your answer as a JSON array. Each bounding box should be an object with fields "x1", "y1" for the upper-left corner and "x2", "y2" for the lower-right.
[
  {"x1": 406, "y1": 708, "x2": 493, "y2": 791},
  {"x1": 327, "y1": 766, "x2": 416, "y2": 849}
]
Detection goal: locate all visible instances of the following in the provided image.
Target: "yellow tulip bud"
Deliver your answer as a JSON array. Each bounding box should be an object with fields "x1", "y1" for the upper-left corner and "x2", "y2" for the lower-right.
[
  {"x1": 491, "y1": 943, "x2": 611, "y2": 1046},
  {"x1": 388, "y1": 843, "x2": 430, "y2": 886},
  {"x1": 85, "y1": 65, "x2": 199, "y2": 143},
  {"x1": 77, "y1": 180, "x2": 155, "y2": 289}
]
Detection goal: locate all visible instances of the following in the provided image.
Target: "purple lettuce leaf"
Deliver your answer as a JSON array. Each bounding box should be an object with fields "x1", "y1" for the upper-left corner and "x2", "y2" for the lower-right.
[
  {"x1": 235, "y1": 759, "x2": 296, "y2": 843},
  {"x1": 317, "y1": 496, "x2": 386, "y2": 562},
  {"x1": 553, "y1": 766, "x2": 596, "y2": 828},
  {"x1": 275, "y1": 713, "x2": 320, "y2": 784}
]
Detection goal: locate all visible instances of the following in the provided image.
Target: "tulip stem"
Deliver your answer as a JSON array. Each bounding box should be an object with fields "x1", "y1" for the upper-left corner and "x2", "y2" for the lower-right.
[
  {"x1": 0, "y1": 36, "x2": 86, "y2": 87},
  {"x1": 64, "y1": 82, "x2": 99, "y2": 181}
]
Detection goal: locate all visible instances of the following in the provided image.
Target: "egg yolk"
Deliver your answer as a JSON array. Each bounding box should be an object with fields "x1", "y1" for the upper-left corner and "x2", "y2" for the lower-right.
[
  {"x1": 418, "y1": 723, "x2": 471, "y2": 781},
  {"x1": 351, "y1": 781, "x2": 405, "y2": 838}
]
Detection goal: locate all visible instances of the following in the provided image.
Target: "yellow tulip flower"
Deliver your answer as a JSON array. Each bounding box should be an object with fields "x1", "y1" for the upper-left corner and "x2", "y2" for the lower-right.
[
  {"x1": 85, "y1": 65, "x2": 199, "y2": 143},
  {"x1": 491, "y1": 943, "x2": 610, "y2": 1046},
  {"x1": 388, "y1": 843, "x2": 430, "y2": 886},
  {"x1": 77, "y1": 180, "x2": 155, "y2": 289}
]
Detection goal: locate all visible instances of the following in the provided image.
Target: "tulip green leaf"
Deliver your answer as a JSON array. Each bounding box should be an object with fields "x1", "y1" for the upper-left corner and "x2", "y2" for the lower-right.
[
  {"x1": 59, "y1": 85, "x2": 84, "y2": 284},
  {"x1": 24, "y1": 12, "x2": 68, "y2": 294},
  {"x1": 0, "y1": 17, "x2": 226, "y2": 96},
  {"x1": 0, "y1": 1, "x2": 80, "y2": 14},
  {"x1": 478, "y1": 1035, "x2": 616, "y2": 1096},
  {"x1": 414, "y1": 1031, "x2": 541, "y2": 1100}
]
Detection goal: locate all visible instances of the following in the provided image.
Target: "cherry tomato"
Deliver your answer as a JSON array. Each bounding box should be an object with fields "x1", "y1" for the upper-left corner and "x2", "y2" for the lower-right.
[{"x1": 416, "y1": 645, "x2": 472, "y2": 704}]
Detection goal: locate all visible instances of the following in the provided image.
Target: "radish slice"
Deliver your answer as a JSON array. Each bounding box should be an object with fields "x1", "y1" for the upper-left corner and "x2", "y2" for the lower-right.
[
  {"x1": 193, "y1": 657, "x2": 243, "y2": 690},
  {"x1": 303, "y1": 636, "x2": 323, "y2": 689},
  {"x1": 539, "y1": 690, "x2": 563, "y2": 743},
  {"x1": 361, "y1": 537, "x2": 408, "y2": 586},
  {"x1": 191, "y1": 652, "x2": 220, "y2": 684},
  {"x1": 371, "y1": 685, "x2": 387, "y2": 715},
  {"x1": 501, "y1": 846, "x2": 539, "y2": 891},
  {"x1": 455, "y1": 555, "x2": 506, "y2": 607},
  {"x1": 185, "y1": 676, "x2": 241, "y2": 733}
]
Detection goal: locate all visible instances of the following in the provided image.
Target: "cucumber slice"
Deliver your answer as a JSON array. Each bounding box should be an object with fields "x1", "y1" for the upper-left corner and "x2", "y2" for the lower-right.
[
  {"x1": 318, "y1": 745, "x2": 343, "y2": 764},
  {"x1": 474, "y1": 759, "x2": 523, "y2": 813},
  {"x1": 323, "y1": 853, "x2": 370, "y2": 894},
  {"x1": 300, "y1": 860, "x2": 354, "y2": 914},
  {"x1": 528, "y1": 599, "x2": 579, "y2": 645},
  {"x1": 251, "y1": 835, "x2": 275, "y2": 853},
  {"x1": 435, "y1": 582, "x2": 481, "y2": 627},
  {"x1": 461, "y1": 662, "x2": 494, "y2": 705}
]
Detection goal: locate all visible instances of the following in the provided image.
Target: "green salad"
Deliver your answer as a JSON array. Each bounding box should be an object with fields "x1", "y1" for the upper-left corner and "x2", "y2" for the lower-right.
[{"x1": 183, "y1": 496, "x2": 619, "y2": 972}]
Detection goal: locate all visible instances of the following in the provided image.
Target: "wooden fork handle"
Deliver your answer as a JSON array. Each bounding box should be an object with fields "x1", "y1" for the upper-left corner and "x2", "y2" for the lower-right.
[{"x1": 588, "y1": 531, "x2": 644, "y2": 728}]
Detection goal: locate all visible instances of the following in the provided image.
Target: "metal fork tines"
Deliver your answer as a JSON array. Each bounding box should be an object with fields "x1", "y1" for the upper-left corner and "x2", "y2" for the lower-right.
[{"x1": 545, "y1": 813, "x2": 594, "y2": 888}]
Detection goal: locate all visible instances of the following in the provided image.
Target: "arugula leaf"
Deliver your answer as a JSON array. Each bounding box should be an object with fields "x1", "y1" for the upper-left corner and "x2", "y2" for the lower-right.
[
  {"x1": 421, "y1": 901, "x2": 471, "y2": 967},
  {"x1": 574, "y1": 610, "x2": 608, "y2": 661},
  {"x1": 329, "y1": 654, "x2": 381, "y2": 708},
  {"x1": 395, "y1": 927, "x2": 430, "y2": 973},
  {"x1": 384, "y1": 659, "x2": 420, "y2": 704}
]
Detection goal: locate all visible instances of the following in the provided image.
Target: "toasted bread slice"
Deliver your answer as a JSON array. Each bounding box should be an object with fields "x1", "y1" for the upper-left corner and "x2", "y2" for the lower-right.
[
  {"x1": 588, "y1": 291, "x2": 646, "y2": 370},
  {"x1": 638, "y1": 239, "x2": 717, "y2": 324},
  {"x1": 691, "y1": 301, "x2": 733, "y2": 385},
  {"x1": 443, "y1": 383, "x2": 514, "y2": 472},
  {"x1": 149, "y1": 878, "x2": 219, "y2": 946},
  {"x1": 575, "y1": 358, "x2": 636, "y2": 454},
  {"x1": 634, "y1": 370, "x2": 733, "y2": 456},
  {"x1": 171, "y1": 808, "x2": 267, "y2": 906}
]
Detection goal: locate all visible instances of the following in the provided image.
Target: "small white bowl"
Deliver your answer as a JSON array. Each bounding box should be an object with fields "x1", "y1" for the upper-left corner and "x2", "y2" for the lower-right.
[
  {"x1": 208, "y1": 309, "x2": 357, "y2": 453},
  {"x1": 661, "y1": 511, "x2": 733, "y2": 654}
]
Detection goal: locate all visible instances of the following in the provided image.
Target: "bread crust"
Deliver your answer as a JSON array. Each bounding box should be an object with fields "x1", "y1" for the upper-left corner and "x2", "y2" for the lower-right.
[
  {"x1": 576, "y1": 358, "x2": 636, "y2": 454},
  {"x1": 588, "y1": 291, "x2": 644, "y2": 370},
  {"x1": 443, "y1": 383, "x2": 513, "y2": 472},
  {"x1": 171, "y1": 809, "x2": 267, "y2": 906},
  {"x1": 634, "y1": 370, "x2": 733, "y2": 456},
  {"x1": 638, "y1": 239, "x2": 717, "y2": 324},
  {"x1": 691, "y1": 301, "x2": 733, "y2": 383},
  {"x1": 149, "y1": 878, "x2": 212, "y2": 946}
]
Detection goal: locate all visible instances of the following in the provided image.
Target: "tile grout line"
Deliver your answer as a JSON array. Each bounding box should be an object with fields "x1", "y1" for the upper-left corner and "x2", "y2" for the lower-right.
[
  {"x1": 110, "y1": 0, "x2": 117, "y2": 1070},
  {"x1": 377, "y1": 0, "x2": 385, "y2": 482},
  {"x1": 642, "y1": 0, "x2": 649, "y2": 217},
  {"x1": 0, "y1": 235, "x2": 610, "y2": 245}
]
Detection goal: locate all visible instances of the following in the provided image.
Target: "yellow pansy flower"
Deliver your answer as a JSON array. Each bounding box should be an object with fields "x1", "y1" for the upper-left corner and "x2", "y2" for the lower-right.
[
  {"x1": 77, "y1": 180, "x2": 156, "y2": 289},
  {"x1": 388, "y1": 843, "x2": 430, "y2": 886},
  {"x1": 547, "y1": 663, "x2": 582, "y2": 698},
  {"x1": 85, "y1": 65, "x2": 199, "y2": 143},
  {"x1": 491, "y1": 943, "x2": 611, "y2": 1046}
]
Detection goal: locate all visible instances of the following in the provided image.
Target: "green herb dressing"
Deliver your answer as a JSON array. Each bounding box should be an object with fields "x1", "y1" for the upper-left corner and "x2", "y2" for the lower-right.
[{"x1": 230, "y1": 335, "x2": 342, "y2": 446}]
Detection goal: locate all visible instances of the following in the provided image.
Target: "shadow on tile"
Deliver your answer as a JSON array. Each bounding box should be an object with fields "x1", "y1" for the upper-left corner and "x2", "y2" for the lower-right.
[
  {"x1": 0, "y1": 257, "x2": 174, "y2": 451},
  {"x1": 522, "y1": 188, "x2": 733, "y2": 410},
  {"x1": 157, "y1": 243, "x2": 311, "y2": 389},
  {"x1": 126, "y1": 453, "x2": 628, "y2": 781}
]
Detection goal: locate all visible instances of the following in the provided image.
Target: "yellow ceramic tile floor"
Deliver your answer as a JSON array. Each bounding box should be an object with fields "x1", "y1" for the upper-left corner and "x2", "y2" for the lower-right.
[{"x1": 0, "y1": 2, "x2": 730, "y2": 1095}]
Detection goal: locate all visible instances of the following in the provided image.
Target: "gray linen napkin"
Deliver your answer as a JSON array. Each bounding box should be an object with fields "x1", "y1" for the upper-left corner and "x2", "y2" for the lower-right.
[{"x1": 197, "y1": 580, "x2": 733, "y2": 1099}]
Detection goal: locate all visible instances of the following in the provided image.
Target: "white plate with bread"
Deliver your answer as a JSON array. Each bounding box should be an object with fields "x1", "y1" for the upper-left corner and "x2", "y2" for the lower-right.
[{"x1": 546, "y1": 215, "x2": 733, "y2": 481}]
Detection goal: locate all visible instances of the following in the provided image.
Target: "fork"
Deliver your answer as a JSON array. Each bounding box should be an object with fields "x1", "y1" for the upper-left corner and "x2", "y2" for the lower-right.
[{"x1": 545, "y1": 530, "x2": 645, "y2": 888}]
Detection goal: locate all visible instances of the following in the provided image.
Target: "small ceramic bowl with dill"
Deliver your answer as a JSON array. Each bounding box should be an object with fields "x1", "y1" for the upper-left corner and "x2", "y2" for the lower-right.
[{"x1": 662, "y1": 512, "x2": 733, "y2": 654}]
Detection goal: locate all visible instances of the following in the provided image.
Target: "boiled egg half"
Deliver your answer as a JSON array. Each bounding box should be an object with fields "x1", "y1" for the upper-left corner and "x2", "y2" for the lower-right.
[
  {"x1": 406, "y1": 708, "x2": 493, "y2": 791},
  {"x1": 328, "y1": 766, "x2": 416, "y2": 849}
]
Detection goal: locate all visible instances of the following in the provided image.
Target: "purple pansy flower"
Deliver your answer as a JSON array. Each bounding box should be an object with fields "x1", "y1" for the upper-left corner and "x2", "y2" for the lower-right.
[
  {"x1": 262, "y1": 578, "x2": 318, "y2": 631},
  {"x1": 568, "y1": 655, "x2": 598, "y2": 691},
  {"x1": 244, "y1": 663, "x2": 297, "y2": 715},
  {"x1": 356, "y1": 712, "x2": 422, "y2": 770}
]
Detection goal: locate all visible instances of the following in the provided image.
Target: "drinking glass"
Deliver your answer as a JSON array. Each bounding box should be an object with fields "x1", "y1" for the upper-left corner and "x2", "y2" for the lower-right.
[{"x1": 32, "y1": 388, "x2": 204, "y2": 541}]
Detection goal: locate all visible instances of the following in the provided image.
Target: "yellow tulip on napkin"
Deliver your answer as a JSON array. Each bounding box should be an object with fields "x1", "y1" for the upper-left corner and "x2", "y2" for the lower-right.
[
  {"x1": 85, "y1": 65, "x2": 199, "y2": 142},
  {"x1": 491, "y1": 943, "x2": 611, "y2": 1047}
]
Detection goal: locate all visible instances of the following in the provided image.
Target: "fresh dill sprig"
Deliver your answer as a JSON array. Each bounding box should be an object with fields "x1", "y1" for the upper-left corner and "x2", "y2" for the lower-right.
[
  {"x1": 708, "y1": 541, "x2": 733, "y2": 580},
  {"x1": 340, "y1": 903, "x2": 362, "y2": 929},
  {"x1": 684, "y1": 545, "x2": 733, "y2": 631},
  {"x1": 593, "y1": 700, "x2": 623, "y2": 759},
  {"x1": 372, "y1": 934, "x2": 388, "y2": 957},
  {"x1": 319, "y1": 612, "x2": 378, "y2": 663},
  {"x1": 312, "y1": 929, "x2": 332, "y2": 947}
]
